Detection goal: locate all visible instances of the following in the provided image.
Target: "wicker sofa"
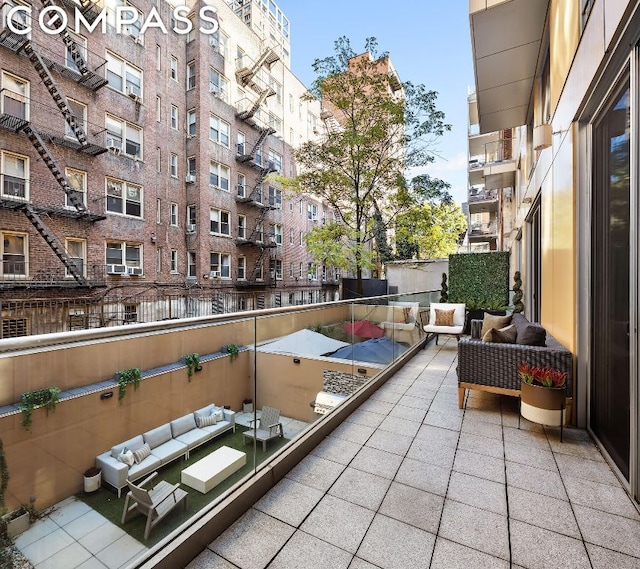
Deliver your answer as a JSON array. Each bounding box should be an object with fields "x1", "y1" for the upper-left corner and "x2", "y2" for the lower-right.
[{"x1": 457, "y1": 313, "x2": 573, "y2": 408}]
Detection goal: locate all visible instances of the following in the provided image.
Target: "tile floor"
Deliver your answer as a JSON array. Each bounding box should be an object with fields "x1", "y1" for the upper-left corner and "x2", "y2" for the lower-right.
[{"x1": 14, "y1": 338, "x2": 640, "y2": 569}]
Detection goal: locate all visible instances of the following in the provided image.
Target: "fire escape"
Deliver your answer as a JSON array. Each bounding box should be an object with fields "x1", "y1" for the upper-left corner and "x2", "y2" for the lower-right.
[
  {"x1": 0, "y1": 0, "x2": 107, "y2": 287},
  {"x1": 234, "y1": 46, "x2": 280, "y2": 288}
]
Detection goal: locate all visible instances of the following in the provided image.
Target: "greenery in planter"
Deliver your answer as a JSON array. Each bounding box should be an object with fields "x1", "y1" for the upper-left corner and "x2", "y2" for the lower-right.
[
  {"x1": 448, "y1": 252, "x2": 510, "y2": 310},
  {"x1": 19, "y1": 387, "x2": 61, "y2": 432},
  {"x1": 83, "y1": 466, "x2": 101, "y2": 478},
  {"x1": 117, "y1": 368, "x2": 141, "y2": 401},
  {"x1": 518, "y1": 364, "x2": 567, "y2": 388},
  {"x1": 222, "y1": 344, "x2": 239, "y2": 361},
  {"x1": 184, "y1": 353, "x2": 201, "y2": 382},
  {"x1": 439, "y1": 272, "x2": 448, "y2": 303},
  {"x1": 513, "y1": 271, "x2": 524, "y2": 313}
]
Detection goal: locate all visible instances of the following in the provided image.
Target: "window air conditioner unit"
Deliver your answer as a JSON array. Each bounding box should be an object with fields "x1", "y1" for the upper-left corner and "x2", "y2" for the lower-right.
[
  {"x1": 533, "y1": 124, "x2": 552, "y2": 150},
  {"x1": 210, "y1": 270, "x2": 221, "y2": 278},
  {"x1": 127, "y1": 267, "x2": 143, "y2": 276},
  {"x1": 107, "y1": 143, "x2": 121, "y2": 155},
  {"x1": 186, "y1": 224, "x2": 196, "y2": 233},
  {"x1": 125, "y1": 86, "x2": 141, "y2": 102},
  {"x1": 106, "y1": 264, "x2": 127, "y2": 274},
  {"x1": 185, "y1": 174, "x2": 196, "y2": 183}
]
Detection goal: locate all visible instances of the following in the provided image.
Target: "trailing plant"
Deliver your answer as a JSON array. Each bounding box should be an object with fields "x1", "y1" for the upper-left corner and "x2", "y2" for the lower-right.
[
  {"x1": 513, "y1": 271, "x2": 524, "y2": 313},
  {"x1": 19, "y1": 387, "x2": 61, "y2": 432},
  {"x1": 83, "y1": 466, "x2": 101, "y2": 478},
  {"x1": 184, "y1": 353, "x2": 201, "y2": 382},
  {"x1": 439, "y1": 272, "x2": 448, "y2": 303},
  {"x1": 117, "y1": 368, "x2": 141, "y2": 401},
  {"x1": 222, "y1": 344, "x2": 240, "y2": 361},
  {"x1": 518, "y1": 364, "x2": 567, "y2": 388},
  {"x1": 448, "y1": 252, "x2": 510, "y2": 310},
  {"x1": 0, "y1": 438, "x2": 8, "y2": 515}
]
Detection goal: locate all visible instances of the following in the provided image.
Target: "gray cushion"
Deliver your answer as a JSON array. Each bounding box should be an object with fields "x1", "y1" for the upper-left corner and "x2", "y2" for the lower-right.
[
  {"x1": 194, "y1": 404, "x2": 216, "y2": 420},
  {"x1": 171, "y1": 413, "x2": 197, "y2": 438},
  {"x1": 482, "y1": 324, "x2": 517, "y2": 344},
  {"x1": 481, "y1": 313, "x2": 512, "y2": 338},
  {"x1": 512, "y1": 313, "x2": 547, "y2": 346},
  {"x1": 143, "y1": 424, "x2": 172, "y2": 449}
]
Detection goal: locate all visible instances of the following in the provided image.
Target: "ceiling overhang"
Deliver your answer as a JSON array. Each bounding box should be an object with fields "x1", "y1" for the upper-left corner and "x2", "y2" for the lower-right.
[{"x1": 470, "y1": 0, "x2": 549, "y2": 134}]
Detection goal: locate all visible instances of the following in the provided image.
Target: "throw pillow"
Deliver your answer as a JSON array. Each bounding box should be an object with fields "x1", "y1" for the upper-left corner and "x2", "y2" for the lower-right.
[
  {"x1": 481, "y1": 313, "x2": 512, "y2": 339},
  {"x1": 213, "y1": 408, "x2": 225, "y2": 422},
  {"x1": 391, "y1": 307, "x2": 410, "y2": 323},
  {"x1": 118, "y1": 449, "x2": 135, "y2": 466},
  {"x1": 197, "y1": 414, "x2": 218, "y2": 428},
  {"x1": 516, "y1": 323, "x2": 547, "y2": 346},
  {"x1": 482, "y1": 324, "x2": 517, "y2": 344},
  {"x1": 434, "y1": 308, "x2": 455, "y2": 327},
  {"x1": 132, "y1": 443, "x2": 151, "y2": 464}
]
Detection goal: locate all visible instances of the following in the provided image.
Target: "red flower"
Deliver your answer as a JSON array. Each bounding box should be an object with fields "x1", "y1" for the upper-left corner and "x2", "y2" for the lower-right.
[{"x1": 518, "y1": 363, "x2": 566, "y2": 388}]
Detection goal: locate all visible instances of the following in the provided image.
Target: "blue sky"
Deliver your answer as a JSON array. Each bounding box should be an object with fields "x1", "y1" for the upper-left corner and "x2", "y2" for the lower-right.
[{"x1": 276, "y1": 0, "x2": 475, "y2": 205}]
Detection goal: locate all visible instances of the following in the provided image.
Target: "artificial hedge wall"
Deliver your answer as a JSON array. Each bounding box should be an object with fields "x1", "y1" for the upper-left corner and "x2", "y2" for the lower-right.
[{"x1": 448, "y1": 252, "x2": 510, "y2": 310}]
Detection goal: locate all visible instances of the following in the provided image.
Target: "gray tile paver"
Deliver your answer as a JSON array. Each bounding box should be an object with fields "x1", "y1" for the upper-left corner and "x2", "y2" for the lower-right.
[
  {"x1": 285, "y1": 454, "x2": 346, "y2": 492},
  {"x1": 20, "y1": 528, "x2": 75, "y2": 566},
  {"x1": 457, "y1": 430, "x2": 505, "y2": 459},
  {"x1": 310, "y1": 436, "x2": 362, "y2": 465},
  {"x1": 378, "y1": 481, "x2": 444, "y2": 534},
  {"x1": 406, "y1": 436, "x2": 457, "y2": 469},
  {"x1": 505, "y1": 460, "x2": 568, "y2": 501},
  {"x1": 92, "y1": 533, "x2": 146, "y2": 569},
  {"x1": 573, "y1": 504, "x2": 640, "y2": 559},
  {"x1": 365, "y1": 428, "x2": 413, "y2": 456},
  {"x1": 350, "y1": 445, "x2": 403, "y2": 480},
  {"x1": 329, "y1": 466, "x2": 392, "y2": 511},
  {"x1": 267, "y1": 530, "x2": 353, "y2": 569},
  {"x1": 186, "y1": 549, "x2": 241, "y2": 569},
  {"x1": 453, "y1": 448, "x2": 505, "y2": 484},
  {"x1": 586, "y1": 543, "x2": 640, "y2": 569},
  {"x1": 395, "y1": 456, "x2": 451, "y2": 497},
  {"x1": 562, "y1": 474, "x2": 640, "y2": 520},
  {"x1": 430, "y1": 537, "x2": 510, "y2": 569},
  {"x1": 554, "y1": 452, "x2": 622, "y2": 486},
  {"x1": 35, "y1": 541, "x2": 92, "y2": 569},
  {"x1": 446, "y1": 471, "x2": 507, "y2": 516},
  {"x1": 254, "y1": 477, "x2": 324, "y2": 527}
]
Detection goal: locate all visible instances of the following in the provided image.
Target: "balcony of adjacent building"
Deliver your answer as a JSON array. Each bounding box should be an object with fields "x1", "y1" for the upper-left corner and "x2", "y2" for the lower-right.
[
  {"x1": 467, "y1": 186, "x2": 498, "y2": 214},
  {"x1": 3, "y1": 292, "x2": 639, "y2": 569},
  {"x1": 468, "y1": 136, "x2": 517, "y2": 192}
]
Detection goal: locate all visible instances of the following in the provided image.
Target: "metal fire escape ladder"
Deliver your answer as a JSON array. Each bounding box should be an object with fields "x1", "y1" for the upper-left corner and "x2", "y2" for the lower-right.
[
  {"x1": 22, "y1": 125, "x2": 88, "y2": 213},
  {"x1": 39, "y1": 0, "x2": 89, "y2": 75},
  {"x1": 237, "y1": 48, "x2": 280, "y2": 86},
  {"x1": 237, "y1": 87, "x2": 275, "y2": 121},
  {"x1": 22, "y1": 204, "x2": 87, "y2": 284},
  {"x1": 20, "y1": 42, "x2": 89, "y2": 147}
]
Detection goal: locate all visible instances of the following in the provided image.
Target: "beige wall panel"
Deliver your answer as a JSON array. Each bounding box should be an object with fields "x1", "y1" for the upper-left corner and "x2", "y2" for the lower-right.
[{"x1": 549, "y1": 0, "x2": 580, "y2": 116}]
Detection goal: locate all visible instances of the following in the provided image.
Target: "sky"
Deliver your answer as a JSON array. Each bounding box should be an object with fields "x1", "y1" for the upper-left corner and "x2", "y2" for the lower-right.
[{"x1": 275, "y1": 0, "x2": 475, "y2": 205}]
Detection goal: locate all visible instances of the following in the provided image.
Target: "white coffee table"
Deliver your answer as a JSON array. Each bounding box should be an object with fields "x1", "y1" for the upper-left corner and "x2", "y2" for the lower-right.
[{"x1": 181, "y1": 446, "x2": 247, "y2": 494}]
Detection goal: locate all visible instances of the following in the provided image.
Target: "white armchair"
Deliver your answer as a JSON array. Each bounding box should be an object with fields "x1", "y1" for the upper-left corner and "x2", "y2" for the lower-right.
[{"x1": 422, "y1": 303, "x2": 466, "y2": 344}]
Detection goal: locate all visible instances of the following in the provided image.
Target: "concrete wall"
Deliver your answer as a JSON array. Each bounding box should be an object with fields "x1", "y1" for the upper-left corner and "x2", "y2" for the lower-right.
[{"x1": 385, "y1": 259, "x2": 448, "y2": 298}]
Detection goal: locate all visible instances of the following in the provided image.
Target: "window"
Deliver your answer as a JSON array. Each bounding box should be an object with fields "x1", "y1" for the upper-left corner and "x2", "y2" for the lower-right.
[
  {"x1": 187, "y1": 110, "x2": 196, "y2": 137},
  {"x1": 1, "y1": 151, "x2": 28, "y2": 199},
  {"x1": 209, "y1": 115, "x2": 230, "y2": 147},
  {"x1": 1, "y1": 72, "x2": 28, "y2": 120},
  {"x1": 268, "y1": 150, "x2": 282, "y2": 173},
  {"x1": 187, "y1": 252, "x2": 196, "y2": 278},
  {"x1": 170, "y1": 203, "x2": 178, "y2": 226},
  {"x1": 237, "y1": 131, "x2": 246, "y2": 155},
  {"x1": 65, "y1": 99, "x2": 86, "y2": 141},
  {"x1": 187, "y1": 62, "x2": 196, "y2": 90},
  {"x1": 209, "y1": 161, "x2": 229, "y2": 191},
  {"x1": 106, "y1": 241, "x2": 141, "y2": 268},
  {"x1": 156, "y1": 147, "x2": 161, "y2": 172},
  {"x1": 170, "y1": 56, "x2": 178, "y2": 81},
  {"x1": 237, "y1": 256, "x2": 246, "y2": 280},
  {"x1": 170, "y1": 105, "x2": 178, "y2": 130},
  {"x1": 255, "y1": 221, "x2": 264, "y2": 243},
  {"x1": 106, "y1": 115, "x2": 142, "y2": 158},
  {"x1": 170, "y1": 250, "x2": 178, "y2": 272},
  {"x1": 289, "y1": 228, "x2": 293, "y2": 244},
  {"x1": 210, "y1": 253, "x2": 230, "y2": 278},
  {"x1": 155, "y1": 44, "x2": 161, "y2": 70},
  {"x1": 299, "y1": 262, "x2": 303, "y2": 278},
  {"x1": 106, "y1": 52, "x2": 142, "y2": 98},
  {"x1": 187, "y1": 157, "x2": 196, "y2": 177},
  {"x1": 308, "y1": 203, "x2": 318, "y2": 220},
  {"x1": 156, "y1": 249, "x2": 161, "y2": 273},
  {"x1": 238, "y1": 215, "x2": 246, "y2": 239},
  {"x1": 269, "y1": 259, "x2": 283, "y2": 280},
  {"x1": 187, "y1": 205, "x2": 196, "y2": 227},
  {"x1": 322, "y1": 265, "x2": 327, "y2": 281},
  {"x1": 255, "y1": 145, "x2": 263, "y2": 166},
  {"x1": 106, "y1": 0, "x2": 143, "y2": 42},
  {"x1": 308, "y1": 263, "x2": 317, "y2": 280},
  {"x1": 268, "y1": 186, "x2": 282, "y2": 208},
  {"x1": 1, "y1": 232, "x2": 27, "y2": 276},
  {"x1": 65, "y1": 168, "x2": 86, "y2": 209},
  {"x1": 270, "y1": 224, "x2": 282, "y2": 245},
  {"x1": 65, "y1": 239, "x2": 86, "y2": 277},
  {"x1": 267, "y1": 76, "x2": 282, "y2": 104},
  {"x1": 210, "y1": 29, "x2": 229, "y2": 59},
  {"x1": 289, "y1": 93, "x2": 294, "y2": 113},
  {"x1": 289, "y1": 262, "x2": 293, "y2": 278},
  {"x1": 156, "y1": 96, "x2": 161, "y2": 122},
  {"x1": 106, "y1": 177, "x2": 142, "y2": 217},
  {"x1": 65, "y1": 31, "x2": 87, "y2": 73},
  {"x1": 209, "y1": 68, "x2": 228, "y2": 101},
  {"x1": 237, "y1": 173, "x2": 246, "y2": 197},
  {"x1": 2, "y1": 0, "x2": 30, "y2": 39},
  {"x1": 156, "y1": 198, "x2": 161, "y2": 224},
  {"x1": 124, "y1": 304, "x2": 138, "y2": 323},
  {"x1": 255, "y1": 262, "x2": 263, "y2": 281},
  {"x1": 299, "y1": 231, "x2": 303, "y2": 246},
  {"x1": 210, "y1": 208, "x2": 230, "y2": 235},
  {"x1": 170, "y1": 153, "x2": 178, "y2": 177}
]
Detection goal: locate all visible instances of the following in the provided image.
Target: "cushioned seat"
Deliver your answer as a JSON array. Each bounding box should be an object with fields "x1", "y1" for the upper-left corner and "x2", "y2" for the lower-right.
[{"x1": 422, "y1": 303, "x2": 466, "y2": 344}]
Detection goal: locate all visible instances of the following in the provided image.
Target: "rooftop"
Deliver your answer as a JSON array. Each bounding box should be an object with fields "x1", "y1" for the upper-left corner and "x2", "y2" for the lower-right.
[{"x1": 11, "y1": 338, "x2": 640, "y2": 569}]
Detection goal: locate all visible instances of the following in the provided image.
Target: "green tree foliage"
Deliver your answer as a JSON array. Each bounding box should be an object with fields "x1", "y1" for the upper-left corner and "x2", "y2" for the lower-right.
[{"x1": 290, "y1": 37, "x2": 451, "y2": 295}]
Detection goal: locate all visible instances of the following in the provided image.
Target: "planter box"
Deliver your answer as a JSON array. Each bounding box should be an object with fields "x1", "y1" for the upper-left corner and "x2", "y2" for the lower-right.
[
  {"x1": 84, "y1": 472, "x2": 102, "y2": 493},
  {"x1": 243, "y1": 402, "x2": 254, "y2": 414},
  {"x1": 520, "y1": 381, "x2": 566, "y2": 426},
  {"x1": 5, "y1": 511, "x2": 30, "y2": 538}
]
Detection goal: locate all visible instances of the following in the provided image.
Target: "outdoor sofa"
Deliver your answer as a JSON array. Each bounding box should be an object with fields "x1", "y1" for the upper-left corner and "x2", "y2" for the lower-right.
[
  {"x1": 457, "y1": 313, "x2": 573, "y2": 408},
  {"x1": 96, "y1": 404, "x2": 235, "y2": 497}
]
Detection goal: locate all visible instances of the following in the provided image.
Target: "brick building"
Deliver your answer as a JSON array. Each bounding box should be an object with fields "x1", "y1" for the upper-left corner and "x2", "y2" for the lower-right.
[{"x1": 0, "y1": 0, "x2": 340, "y2": 336}]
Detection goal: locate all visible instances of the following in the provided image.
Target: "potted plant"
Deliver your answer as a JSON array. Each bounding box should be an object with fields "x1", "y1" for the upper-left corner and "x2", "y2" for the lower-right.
[
  {"x1": 184, "y1": 353, "x2": 202, "y2": 382},
  {"x1": 18, "y1": 387, "x2": 61, "y2": 432},
  {"x1": 83, "y1": 466, "x2": 102, "y2": 493},
  {"x1": 518, "y1": 363, "x2": 568, "y2": 426},
  {"x1": 243, "y1": 398, "x2": 253, "y2": 413},
  {"x1": 117, "y1": 368, "x2": 141, "y2": 401},
  {"x1": 222, "y1": 344, "x2": 240, "y2": 361},
  {"x1": 3, "y1": 505, "x2": 30, "y2": 538}
]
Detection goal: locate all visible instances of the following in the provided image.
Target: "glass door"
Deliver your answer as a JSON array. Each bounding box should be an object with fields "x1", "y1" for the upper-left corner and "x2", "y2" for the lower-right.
[{"x1": 591, "y1": 72, "x2": 631, "y2": 480}]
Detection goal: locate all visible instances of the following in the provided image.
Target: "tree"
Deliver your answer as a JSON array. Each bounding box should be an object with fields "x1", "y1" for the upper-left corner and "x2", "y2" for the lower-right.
[{"x1": 291, "y1": 37, "x2": 451, "y2": 296}]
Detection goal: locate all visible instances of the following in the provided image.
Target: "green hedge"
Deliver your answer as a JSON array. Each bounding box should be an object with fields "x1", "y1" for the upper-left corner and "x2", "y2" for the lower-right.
[{"x1": 448, "y1": 252, "x2": 510, "y2": 310}]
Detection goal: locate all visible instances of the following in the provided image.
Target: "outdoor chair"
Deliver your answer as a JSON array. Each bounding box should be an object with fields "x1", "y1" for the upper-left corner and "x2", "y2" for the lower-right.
[
  {"x1": 121, "y1": 472, "x2": 188, "y2": 540},
  {"x1": 242, "y1": 406, "x2": 284, "y2": 451},
  {"x1": 422, "y1": 302, "x2": 466, "y2": 344}
]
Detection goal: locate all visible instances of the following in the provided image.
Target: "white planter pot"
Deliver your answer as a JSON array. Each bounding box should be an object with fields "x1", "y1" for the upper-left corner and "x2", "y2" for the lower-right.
[
  {"x1": 243, "y1": 402, "x2": 253, "y2": 414},
  {"x1": 84, "y1": 472, "x2": 102, "y2": 493},
  {"x1": 5, "y1": 511, "x2": 30, "y2": 538},
  {"x1": 520, "y1": 401, "x2": 566, "y2": 427}
]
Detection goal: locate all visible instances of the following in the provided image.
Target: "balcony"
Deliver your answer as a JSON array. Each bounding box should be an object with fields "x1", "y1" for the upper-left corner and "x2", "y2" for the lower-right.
[
  {"x1": 0, "y1": 262, "x2": 106, "y2": 289},
  {"x1": 5, "y1": 297, "x2": 638, "y2": 568},
  {"x1": 468, "y1": 138, "x2": 517, "y2": 191},
  {"x1": 468, "y1": 220, "x2": 498, "y2": 242},
  {"x1": 468, "y1": 188, "x2": 499, "y2": 214}
]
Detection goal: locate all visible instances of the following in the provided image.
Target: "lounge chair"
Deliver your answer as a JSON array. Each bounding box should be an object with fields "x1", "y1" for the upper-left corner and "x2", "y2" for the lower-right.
[
  {"x1": 121, "y1": 472, "x2": 188, "y2": 539},
  {"x1": 242, "y1": 406, "x2": 284, "y2": 451}
]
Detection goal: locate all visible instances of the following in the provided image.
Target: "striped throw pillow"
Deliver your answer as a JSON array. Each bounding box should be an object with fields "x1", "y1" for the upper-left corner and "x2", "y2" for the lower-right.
[
  {"x1": 132, "y1": 443, "x2": 151, "y2": 464},
  {"x1": 197, "y1": 414, "x2": 218, "y2": 428}
]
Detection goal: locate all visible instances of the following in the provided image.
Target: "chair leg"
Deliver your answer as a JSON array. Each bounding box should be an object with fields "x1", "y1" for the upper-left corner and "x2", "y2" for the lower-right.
[
  {"x1": 457, "y1": 387, "x2": 465, "y2": 409},
  {"x1": 435, "y1": 334, "x2": 439, "y2": 345}
]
